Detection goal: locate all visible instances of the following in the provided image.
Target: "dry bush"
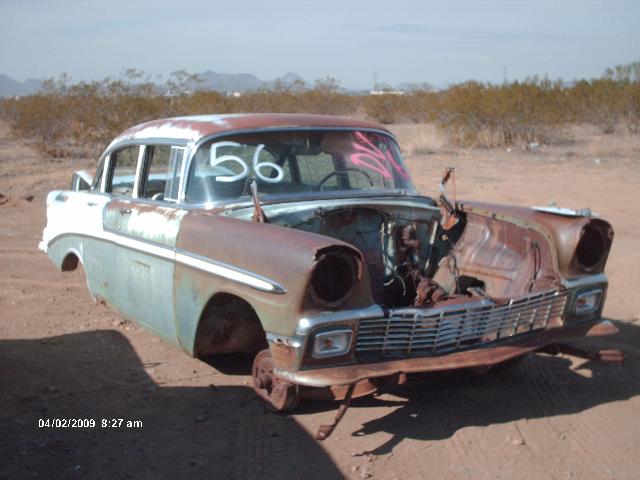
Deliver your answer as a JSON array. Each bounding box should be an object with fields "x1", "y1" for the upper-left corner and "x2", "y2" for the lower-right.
[
  {"x1": 389, "y1": 123, "x2": 445, "y2": 155},
  {"x1": 1, "y1": 61, "x2": 638, "y2": 157},
  {"x1": 433, "y1": 79, "x2": 571, "y2": 147}
]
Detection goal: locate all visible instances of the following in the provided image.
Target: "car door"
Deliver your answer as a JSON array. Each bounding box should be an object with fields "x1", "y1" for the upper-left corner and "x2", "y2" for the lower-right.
[
  {"x1": 78, "y1": 156, "x2": 119, "y2": 304},
  {"x1": 103, "y1": 143, "x2": 188, "y2": 343}
]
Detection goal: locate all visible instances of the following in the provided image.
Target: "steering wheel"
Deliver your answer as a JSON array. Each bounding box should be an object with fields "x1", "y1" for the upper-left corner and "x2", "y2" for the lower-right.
[{"x1": 316, "y1": 168, "x2": 374, "y2": 191}]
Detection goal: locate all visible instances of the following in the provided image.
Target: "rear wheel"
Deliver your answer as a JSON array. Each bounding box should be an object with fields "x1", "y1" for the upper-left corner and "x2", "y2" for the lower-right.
[{"x1": 252, "y1": 349, "x2": 300, "y2": 411}]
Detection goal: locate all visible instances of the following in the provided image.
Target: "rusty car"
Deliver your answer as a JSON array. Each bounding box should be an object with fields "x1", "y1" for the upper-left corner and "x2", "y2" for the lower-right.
[{"x1": 40, "y1": 114, "x2": 621, "y2": 439}]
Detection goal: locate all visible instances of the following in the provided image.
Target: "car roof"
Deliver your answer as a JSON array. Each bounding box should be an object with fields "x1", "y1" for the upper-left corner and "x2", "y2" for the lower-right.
[{"x1": 110, "y1": 114, "x2": 391, "y2": 147}]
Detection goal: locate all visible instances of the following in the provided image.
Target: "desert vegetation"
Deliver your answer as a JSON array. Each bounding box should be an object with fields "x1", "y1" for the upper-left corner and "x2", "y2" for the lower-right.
[{"x1": 1, "y1": 61, "x2": 638, "y2": 157}]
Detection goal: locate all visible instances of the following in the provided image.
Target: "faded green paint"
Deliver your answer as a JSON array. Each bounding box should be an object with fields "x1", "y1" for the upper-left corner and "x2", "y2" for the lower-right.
[
  {"x1": 104, "y1": 199, "x2": 185, "y2": 345},
  {"x1": 83, "y1": 237, "x2": 117, "y2": 303}
]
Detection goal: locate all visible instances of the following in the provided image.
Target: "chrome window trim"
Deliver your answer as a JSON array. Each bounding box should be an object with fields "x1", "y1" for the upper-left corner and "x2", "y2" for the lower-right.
[
  {"x1": 132, "y1": 145, "x2": 146, "y2": 199},
  {"x1": 98, "y1": 154, "x2": 110, "y2": 193},
  {"x1": 176, "y1": 145, "x2": 191, "y2": 203}
]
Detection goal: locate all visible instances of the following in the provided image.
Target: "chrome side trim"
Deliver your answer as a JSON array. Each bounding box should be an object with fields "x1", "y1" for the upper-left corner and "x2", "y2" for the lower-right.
[
  {"x1": 175, "y1": 249, "x2": 286, "y2": 294},
  {"x1": 46, "y1": 231, "x2": 286, "y2": 295}
]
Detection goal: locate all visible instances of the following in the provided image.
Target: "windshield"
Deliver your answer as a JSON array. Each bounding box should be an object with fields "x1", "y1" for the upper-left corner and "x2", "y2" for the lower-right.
[{"x1": 185, "y1": 130, "x2": 415, "y2": 204}]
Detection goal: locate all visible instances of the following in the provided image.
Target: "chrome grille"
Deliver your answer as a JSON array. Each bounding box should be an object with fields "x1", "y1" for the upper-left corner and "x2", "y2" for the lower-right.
[{"x1": 356, "y1": 289, "x2": 571, "y2": 358}]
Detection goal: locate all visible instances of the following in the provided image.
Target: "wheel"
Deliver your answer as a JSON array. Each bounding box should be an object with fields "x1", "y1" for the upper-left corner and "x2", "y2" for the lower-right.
[{"x1": 252, "y1": 349, "x2": 300, "y2": 411}]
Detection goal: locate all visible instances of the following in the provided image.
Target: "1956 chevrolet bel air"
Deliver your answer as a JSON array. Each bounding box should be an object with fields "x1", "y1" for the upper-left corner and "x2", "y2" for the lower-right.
[{"x1": 41, "y1": 114, "x2": 620, "y2": 438}]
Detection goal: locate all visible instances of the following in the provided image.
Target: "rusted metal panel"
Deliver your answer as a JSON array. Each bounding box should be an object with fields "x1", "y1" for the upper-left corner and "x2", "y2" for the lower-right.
[
  {"x1": 433, "y1": 211, "x2": 560, "y2": 298},
  {"x1": 112, "y1": 114, "x2": 391, "y2": 147},
  {"x1": 461, "y1": 201, "x2": 614, "y2": 278}
]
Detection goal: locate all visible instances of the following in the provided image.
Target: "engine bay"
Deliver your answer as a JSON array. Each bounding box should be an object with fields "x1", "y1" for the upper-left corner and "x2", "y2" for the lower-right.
[{"x1": 268, "y1": 203, "x2": 474, "y2": 308}]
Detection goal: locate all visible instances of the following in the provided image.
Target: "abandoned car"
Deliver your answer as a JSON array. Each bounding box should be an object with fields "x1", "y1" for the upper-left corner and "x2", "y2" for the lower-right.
[{"x1": 41, "y1": 114, "x2": 620, "y2": 438}]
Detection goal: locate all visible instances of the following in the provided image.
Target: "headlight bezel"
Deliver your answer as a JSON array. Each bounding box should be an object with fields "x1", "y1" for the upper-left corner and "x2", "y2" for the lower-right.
[
  {"x1": 311, "y1": 328, "x2": 354, "y2": 359},
  {"x1": 572, "y1": 288, "x2": 604, "y2": 316}
]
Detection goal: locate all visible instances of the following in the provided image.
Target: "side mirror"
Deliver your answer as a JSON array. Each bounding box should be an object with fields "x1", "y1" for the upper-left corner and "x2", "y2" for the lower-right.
[{"x1": 70, "y1": 171, "x2": 93, "y2": 192}]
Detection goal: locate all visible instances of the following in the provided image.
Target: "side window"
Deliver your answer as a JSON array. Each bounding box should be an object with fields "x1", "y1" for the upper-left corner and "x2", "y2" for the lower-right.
[
  {"x1": 108, "y1": 146, "x2": 140, "y2": 197},
  {"x1": 141, "y1": 145, "x2": 186, "y2": 202}
]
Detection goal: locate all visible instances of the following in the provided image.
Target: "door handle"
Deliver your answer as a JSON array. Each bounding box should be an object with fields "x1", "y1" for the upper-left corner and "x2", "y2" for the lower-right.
[
  {"x1": 120, "y1": 208, "x2": 132, "y2": 215},
  {"x1": 87, "y1": 202, "x2": 98, "y2": 207}
]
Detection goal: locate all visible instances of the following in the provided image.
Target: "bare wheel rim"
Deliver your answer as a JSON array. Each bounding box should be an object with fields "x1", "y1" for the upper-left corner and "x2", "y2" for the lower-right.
[{"x1": 251, "y1": 349, "x2": 300, "y2": 412}]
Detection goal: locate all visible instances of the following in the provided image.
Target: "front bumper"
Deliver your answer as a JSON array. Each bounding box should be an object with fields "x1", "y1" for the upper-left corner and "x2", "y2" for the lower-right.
[
  {"x1": 276, "y1": 319, "x2": 617, "y2": 387},
  {"x1": 267, "y1": 275, "x2": 610, "y2": 388}
]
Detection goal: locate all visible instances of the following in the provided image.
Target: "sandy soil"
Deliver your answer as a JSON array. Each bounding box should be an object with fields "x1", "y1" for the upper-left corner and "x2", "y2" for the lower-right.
[{"x1": 1, "y1": 122, "x2": 639, "y2": 479}]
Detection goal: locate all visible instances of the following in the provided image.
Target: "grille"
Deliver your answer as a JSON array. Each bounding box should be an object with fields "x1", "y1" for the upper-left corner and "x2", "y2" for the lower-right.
[{"x1": 356, "y1": 289, "x2": 571, "y2": 358}]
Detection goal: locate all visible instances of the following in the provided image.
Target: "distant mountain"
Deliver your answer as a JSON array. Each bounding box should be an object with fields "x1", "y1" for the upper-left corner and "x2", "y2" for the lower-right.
[
  {"x1": 192, "y1": 71, "x2": 307, "y2": 92},
  {"x1": 194, "y1": 71, "x2": 265, "y2": 91},
  {"x1": 0, "y1": 74, "x2": 42, "y2": 97},
  {"x1": 0, "y1": 71, "x2": 308, "y2": 97}
]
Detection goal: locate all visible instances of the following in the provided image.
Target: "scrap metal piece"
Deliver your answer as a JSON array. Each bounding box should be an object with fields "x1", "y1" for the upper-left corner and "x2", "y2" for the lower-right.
[
  {"x1": 249, "y1": 178, "x2": 266, "y2": 223},
  {"x1": 316, "y1": 383, "x2": 356, "y2": 441},
  {"x1": 439, "y1": 167, "x2": 459, "y2": 230}
]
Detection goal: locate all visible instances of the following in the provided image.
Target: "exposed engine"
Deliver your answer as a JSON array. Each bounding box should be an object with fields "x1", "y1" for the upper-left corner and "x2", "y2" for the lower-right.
[{"x1": 269, "y1": 204, "x2": 471, "y2": 308}]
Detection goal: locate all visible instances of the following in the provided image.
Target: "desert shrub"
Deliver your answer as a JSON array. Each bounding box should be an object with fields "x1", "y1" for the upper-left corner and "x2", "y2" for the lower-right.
[
  {"x1": 1, "y1": 60, "x2": 638, "y2": 156},
  {"x1": 434, "y1": 78, "x2": 571, "y2": 147}
]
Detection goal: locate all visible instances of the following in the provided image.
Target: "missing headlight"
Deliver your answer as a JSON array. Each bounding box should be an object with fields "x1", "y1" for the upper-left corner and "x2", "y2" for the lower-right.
[
  {"x1": 309, "y1": 251, "x2": 358, "y2": 307},
  {"x1": 574, "y1": 220, "x2": 613, "y2": 272}
]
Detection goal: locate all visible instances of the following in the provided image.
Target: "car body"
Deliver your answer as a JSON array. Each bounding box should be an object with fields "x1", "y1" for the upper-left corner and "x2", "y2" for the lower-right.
[{"x1": 41, "y1": 114, "x2": 616, "y2": 413}]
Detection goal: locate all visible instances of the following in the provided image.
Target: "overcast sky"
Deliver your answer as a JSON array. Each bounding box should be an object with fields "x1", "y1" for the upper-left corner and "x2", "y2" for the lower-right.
[{"x1": 1, "y1": 0, "x2": 638, "y2": 89}]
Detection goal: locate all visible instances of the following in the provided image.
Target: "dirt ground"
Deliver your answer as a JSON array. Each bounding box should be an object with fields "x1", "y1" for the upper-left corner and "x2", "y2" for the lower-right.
[{"x1": 1, "y1": 122, "x2": 639, "y2": 479}]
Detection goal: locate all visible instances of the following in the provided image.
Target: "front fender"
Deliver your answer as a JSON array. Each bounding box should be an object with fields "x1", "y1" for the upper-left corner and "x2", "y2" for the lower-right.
[{"x1": 173, "y1": 210, "x2": 374, "y2": 353}]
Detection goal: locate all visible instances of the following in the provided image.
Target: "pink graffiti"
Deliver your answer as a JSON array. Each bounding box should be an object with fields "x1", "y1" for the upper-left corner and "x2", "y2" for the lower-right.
[{"x1": 348, "y1": 132, "x2": 410, "y2": 180}]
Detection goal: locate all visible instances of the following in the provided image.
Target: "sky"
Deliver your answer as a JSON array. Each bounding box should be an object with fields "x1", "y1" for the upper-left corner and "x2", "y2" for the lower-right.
[{"x1": 0, "y1": 0, "x2": 638, "y2": 89}]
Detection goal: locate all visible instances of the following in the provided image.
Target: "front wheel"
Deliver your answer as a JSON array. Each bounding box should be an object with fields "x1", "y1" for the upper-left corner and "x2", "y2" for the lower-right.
[{"x1": 252, "y1": 349, "x2": 301, "y2": 411}]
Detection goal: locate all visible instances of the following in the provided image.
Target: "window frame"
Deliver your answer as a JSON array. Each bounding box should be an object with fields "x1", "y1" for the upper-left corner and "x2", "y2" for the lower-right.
[
  {"x1": 104, "y1": 145, "x2": 143, "y2": 198},
  {"x1": 95, "y1": 138, "x2": 191, "y2": 205},
  {"x1": 139, "y1": 144, "x2": 188, "y2": 204}
]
